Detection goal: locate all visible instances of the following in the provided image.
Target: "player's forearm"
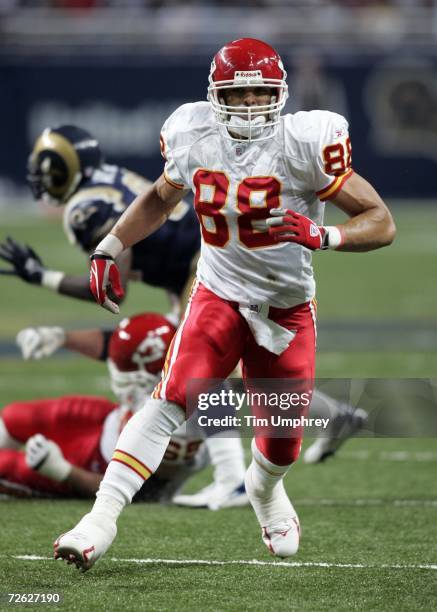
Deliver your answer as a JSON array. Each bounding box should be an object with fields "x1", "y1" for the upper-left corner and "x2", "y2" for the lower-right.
[
  {"x1": 336, "y1": 206, "x2": 396, "y2": 252},
  {"x1": 58, "y1": 274, "x2": 95, "y2": 300},
  {"x1": 89, "y1": 175, "x2": 184, "y2": 312},
  {"x1": 60, "y1": 270, "x2": 128, "y2": 303},
  {"x1": 109, "y1": 181, "x2": 178, "y2": 251},
  {"x1": 331, "y1": 173, "x2": 396, "y2": 252},
  {"x1": 64, "y1": 329, "x2": 105, "y2": 360},
  {"x1": 64, "y1": 466, "x2": 103, "y2": 497}
]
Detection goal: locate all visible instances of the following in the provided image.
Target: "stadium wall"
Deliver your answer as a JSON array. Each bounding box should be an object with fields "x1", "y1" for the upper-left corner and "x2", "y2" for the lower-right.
[{"x1": 1, "y1": 52, "x2": 436, "y2": 200}]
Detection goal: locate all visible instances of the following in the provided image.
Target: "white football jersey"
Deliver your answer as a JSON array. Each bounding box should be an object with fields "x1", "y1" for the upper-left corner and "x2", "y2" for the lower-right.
[{"x1": 161, "y1": 102, "x2": 352, "y2": 308}]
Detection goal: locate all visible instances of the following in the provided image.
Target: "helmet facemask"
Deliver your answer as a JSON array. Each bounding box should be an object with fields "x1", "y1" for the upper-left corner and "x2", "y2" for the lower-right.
[
  {"x1": 107, "y1": 358, "x2": 159, "y2": 414},
  {"x1": 107, "y1": 312, "x2": 177, "y2": 415},
  {"x1": 27, "y1": 150, "x2": 82, "y2": 207},
  {"x1": 208, "y1": 66, "x2": 288, "y2": 142}
]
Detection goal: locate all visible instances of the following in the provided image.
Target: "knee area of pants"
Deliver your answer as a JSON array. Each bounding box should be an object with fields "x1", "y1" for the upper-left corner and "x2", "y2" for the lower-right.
[{"x1": 126, "y1": 399, "x2": 185, "y2": 433}]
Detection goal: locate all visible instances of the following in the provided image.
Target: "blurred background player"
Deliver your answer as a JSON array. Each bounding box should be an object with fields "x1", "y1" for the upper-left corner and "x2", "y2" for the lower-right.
[
  {"x1": 0, "y1": 124, "x2": 367, "y2": 474},
  {"x1": 0, "y1": 312, "x2": 248, "y2": 508},
  {"x1": 0, "y1": 124, "x2": 200, "y2": 316}
]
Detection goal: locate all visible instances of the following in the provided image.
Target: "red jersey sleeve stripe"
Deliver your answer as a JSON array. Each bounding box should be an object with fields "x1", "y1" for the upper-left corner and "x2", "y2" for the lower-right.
[
  {"x1": 316, "y1": 168, "x2": 354, "y2": 201},
  {"x1": 164, "y1": 172, "x2": 185, "y2": 190}
]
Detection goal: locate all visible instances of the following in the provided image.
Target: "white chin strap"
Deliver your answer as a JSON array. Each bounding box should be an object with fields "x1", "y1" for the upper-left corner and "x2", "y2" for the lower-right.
[{"x1": 228, "y1": 115, "x2": 266, "y2": 139}]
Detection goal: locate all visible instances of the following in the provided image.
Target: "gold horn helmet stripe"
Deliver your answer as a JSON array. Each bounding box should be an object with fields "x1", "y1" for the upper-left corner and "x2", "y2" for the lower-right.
[{"x1": 32, "y1": 129, "x2": 81, "y2": 201}]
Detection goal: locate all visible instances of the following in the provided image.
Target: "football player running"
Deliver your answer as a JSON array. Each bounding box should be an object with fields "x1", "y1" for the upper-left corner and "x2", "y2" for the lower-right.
[
  {"x1": 54, "y1": 37, "x2": 394, "y2": 569},
  {"x1": 0, "y1": 312, "x2": 246, "y2": 506}
]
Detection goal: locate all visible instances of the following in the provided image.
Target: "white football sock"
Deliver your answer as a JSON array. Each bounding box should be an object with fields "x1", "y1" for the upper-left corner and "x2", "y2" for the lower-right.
[
  {"x1": 92, "y1": 399, "x2": 185, "y2": 521},
  {"x1": 206, "y1": 432, "x2": 246, "y2": 485},
  {"x1": 0, "y1": 419, "x2": 21, "y2": 449},
  {"x1": 245, "y1": 438, "x2": 296, "y2": 527}
]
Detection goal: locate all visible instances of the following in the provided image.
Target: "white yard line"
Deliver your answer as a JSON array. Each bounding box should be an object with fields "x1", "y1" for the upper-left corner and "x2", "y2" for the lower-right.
[
  {"x1": 295, "y1": 498, "x2": 437, "y2": 507},
  {"x1": 9, "y1": 555, "x2": 437, "y2": 571},
  {"x1": 1, "y1": 495, "x2": 436, "y2": 507}
]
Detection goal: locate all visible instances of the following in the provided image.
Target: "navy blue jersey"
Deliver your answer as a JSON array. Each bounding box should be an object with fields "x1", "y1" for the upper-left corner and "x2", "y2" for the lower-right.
[{"x1": 63, "y1": 164, "x2": 200, "y2": 295}]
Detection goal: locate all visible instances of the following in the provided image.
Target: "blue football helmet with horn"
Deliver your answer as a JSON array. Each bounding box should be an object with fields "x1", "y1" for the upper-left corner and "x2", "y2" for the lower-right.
[{"x1": 27, "y1": 125, "x2": 103, "y2": 206}]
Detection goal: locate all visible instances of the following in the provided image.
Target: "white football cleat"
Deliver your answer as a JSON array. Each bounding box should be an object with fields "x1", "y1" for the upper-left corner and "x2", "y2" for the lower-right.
[
  {"x1": 304, "y1": 407, "x2": 368, "y2": 464},
  {"x1": 244, "y1": 460, "x2": 300, "y2": 557},
  {"x1": 262, "y1": 516, "x2": 300, "y2": 558},
  {"x1": 172, "y1": 481, "x2": 248, "y2": 510},
  {"x1": 53, "y1": 513, "x2": 117, "y2": 572}
]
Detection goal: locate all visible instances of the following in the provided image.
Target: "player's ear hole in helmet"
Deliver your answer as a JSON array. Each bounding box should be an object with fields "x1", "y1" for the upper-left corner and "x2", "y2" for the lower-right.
[
  {"x1": 27, "y1": 125, "x2": 103, "y2": 206},
  {"x1": 107, "y1": 313, "x2": 176, "y2": 412}
]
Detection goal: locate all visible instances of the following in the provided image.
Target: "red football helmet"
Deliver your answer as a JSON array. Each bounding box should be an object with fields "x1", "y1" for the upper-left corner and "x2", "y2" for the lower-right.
[
  {"x1": 107, "y1": 312, "x2": 176, "y2": 410},
  {"x1": 208, "y1": 38, "x2": 288, "y2": 142}
]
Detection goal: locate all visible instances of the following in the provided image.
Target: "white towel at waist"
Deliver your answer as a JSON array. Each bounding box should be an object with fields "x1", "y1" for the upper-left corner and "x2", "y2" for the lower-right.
[{"x1": 238, "y1": 303, "x2": 296, "y2": 355}]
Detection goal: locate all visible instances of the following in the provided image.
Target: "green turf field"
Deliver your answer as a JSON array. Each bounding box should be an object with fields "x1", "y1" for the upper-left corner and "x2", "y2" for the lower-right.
[
  {"x1": 0, "y1": 205, "x2": 436, "y2": 611},
  {"x1": 1, "y1": 436, "x2": 436, "y2": 612}
]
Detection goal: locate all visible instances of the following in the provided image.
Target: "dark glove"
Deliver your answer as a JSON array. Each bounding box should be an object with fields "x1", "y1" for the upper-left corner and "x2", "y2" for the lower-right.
[{"x1": 0, "y1": 237, "x2": 46, "y2": 284}]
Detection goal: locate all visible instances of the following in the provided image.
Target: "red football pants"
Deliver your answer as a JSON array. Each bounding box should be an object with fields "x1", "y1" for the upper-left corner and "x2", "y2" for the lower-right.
[{"x1": 154, "y1": 282, "x2": 316, "y2": 465}]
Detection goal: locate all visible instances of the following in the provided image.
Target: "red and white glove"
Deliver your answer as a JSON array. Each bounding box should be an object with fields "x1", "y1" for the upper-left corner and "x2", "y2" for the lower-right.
[
  {"x1": 89, "y1": 253, "x2": 124, "y2": 314},
  {"x1": 90, "y1": 234, "x2": 125, "y2": 313},
  {"x1": 266, "y1": 208, "x2": 343, "y2": 251}
]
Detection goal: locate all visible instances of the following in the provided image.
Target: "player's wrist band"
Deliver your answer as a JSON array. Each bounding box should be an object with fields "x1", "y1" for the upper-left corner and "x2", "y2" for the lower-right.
[
  {"x1": 38, "y1": 454, "x2": 72, "y2": 482},
  {"x1": 51, "y1": 457, "x2": 72, "y2": 482},
  {"x1": 95, "y1": 234, "x2": 124, "y2": 259},
  {"x1": 321, "y1": 226, "x2": 343, "y2": 250},
  {"x1": 41, "y1": 270, "x2": 65, "y2": 292},
  {"x1": 100, "y1": 329, "x2": 115, "y2": 361}
]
